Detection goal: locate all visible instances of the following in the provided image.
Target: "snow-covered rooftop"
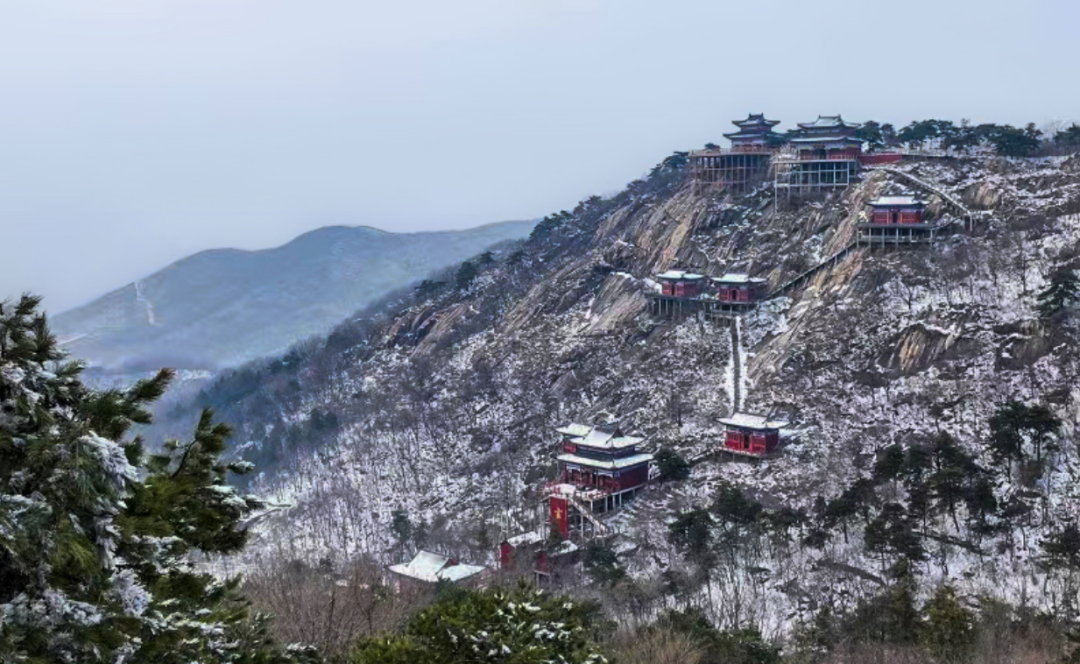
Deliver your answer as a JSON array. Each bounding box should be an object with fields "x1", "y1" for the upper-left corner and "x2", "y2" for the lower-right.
[
  {"x1": 869, "y1": 196, "x2": 924, "y2": 207},
  {"x1": 387, "y1": 550, "x2": 486, "y2": 583},
  {"x1": 505, "y1": 531, "x2": 544, "y2": 547},
  {"x1": 559, "y1": 423, "x2": 645, "y2": 449},
  {"x1": 733, "y1": 113, "x2": 780, "y2": 127},
  {"x1": 555, "y1": 423, "x2": 592, "y2": 438},
  {"x1": 719, "y1": 412, "x2": 789, "y2": 430},
  {"x1": 712, "y1": 273, "x2": 767, "y2": 284},
  {"x1": 797, "y1": 114, "x2": 861, "y2": 129},
  {"x1": 557, "y1": 452, "x2": 654, "y2": 470},
  {"x1": 656, "y1": 270, "x2": 705, "y2": 280}
]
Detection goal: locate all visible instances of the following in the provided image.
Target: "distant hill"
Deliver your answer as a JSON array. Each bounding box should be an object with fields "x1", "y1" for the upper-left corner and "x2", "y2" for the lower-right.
[{"x1": 52, "y1": 220, "x2": 535, "y2": 373}]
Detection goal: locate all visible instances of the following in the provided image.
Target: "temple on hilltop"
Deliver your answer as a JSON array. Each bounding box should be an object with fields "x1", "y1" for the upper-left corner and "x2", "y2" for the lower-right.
[
  {"x1": 774, "y1": 115, "x2": 864, "y2": 196},
  {"x1": 725, "y1": 114, "x2": 783, "y2": 150},
  {"x1": 856, "y1": 195, "x2": 936, "y2": 245},
  {"x1": 720, "y1": 412, "x2": 787, "y2": 458},
  {"x1": 690, "y1": 113, "x2": 782, "y2": 192}
]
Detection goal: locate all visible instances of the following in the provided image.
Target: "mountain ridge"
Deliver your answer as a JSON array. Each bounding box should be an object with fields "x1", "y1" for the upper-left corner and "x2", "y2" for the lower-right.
[{"x1": 52, "y1": 219, "x2": 536, "y2": 373}]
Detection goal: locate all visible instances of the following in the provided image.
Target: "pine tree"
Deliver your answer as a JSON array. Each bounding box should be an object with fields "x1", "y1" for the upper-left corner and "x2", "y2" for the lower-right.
[
  {"x1": 390, "y1": 509, "x2": 413, "y2": 551},
  {"x1": 872, "y1": 443, "x2": 906, "y2": 484},
  {"x1": 1037, "y1": 263, "x2": 1080, "y2": 319},
  {"x1": 455, "y1": 260, "x2": 479, "y2": 290},
  {"x1": 856, "y1": 121, "x2": 885, "y2": 151},
  {"x1": 921, "y1": 585, "x2": 974, "y2": 662},
  {"x1": 988, "y1": 400, "x2": 1027, "y2": 475},
  {"x1": 1055, "y1": 123, "x2": 1080, "y2": 153},
  {"x1": 351, "y1": 584, "x2": 610, "y2": 664},
  {"x1": 654, "y1": 448, "x2": 691, "y2": 481},
  {"x1": 0, "y1": 295, "x2": 304, "y2": 664},
  {"x1": 668, "y1": 509, "x2": 715, "y2": 564},
  {"x1": 583, "y1": 542, "x2": 626, "y2": 587}
]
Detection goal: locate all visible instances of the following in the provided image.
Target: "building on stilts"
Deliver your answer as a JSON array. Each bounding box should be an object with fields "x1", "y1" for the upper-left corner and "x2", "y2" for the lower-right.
[
  {"x1": 774, "y1": 115, "x2": 863, "y2": 198},
  {"x1": 650, "y1": 269, "x2": 769, "y2": 319},
  {"x1": 650, "y1": 269, "x2": 707, "y2": 318},
  {"x1": 705, "y1": 273, "x2": 769, "y2": 316},
  {"x1": 498, "y1": 423, "x2": 652, "y2": 583},
  {"x1": 856, "y1": 196, "x2": 936, "y2": 246},
  {"x1": 689, "y1": 114, "x2": 783, "y2": 192},
  {"x1": 548, "y1": 423, "x2": 653, "y2": 521}
]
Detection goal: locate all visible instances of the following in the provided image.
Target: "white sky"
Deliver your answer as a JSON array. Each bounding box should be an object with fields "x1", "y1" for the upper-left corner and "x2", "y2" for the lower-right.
[{"x1": 0, "y1": 0, "x2": 1076, "y2": 312}]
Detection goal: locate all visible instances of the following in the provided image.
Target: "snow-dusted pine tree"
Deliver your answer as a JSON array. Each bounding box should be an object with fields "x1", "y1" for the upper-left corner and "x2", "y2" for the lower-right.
[{"x1": 0, "y1": 294, "x2": 315, "y2": 664}]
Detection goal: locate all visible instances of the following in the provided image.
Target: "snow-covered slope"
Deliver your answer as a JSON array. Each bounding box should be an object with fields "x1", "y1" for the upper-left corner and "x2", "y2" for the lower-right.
[{"x1": 172, "y1": 155, "x2": 1080, "y2": 629}]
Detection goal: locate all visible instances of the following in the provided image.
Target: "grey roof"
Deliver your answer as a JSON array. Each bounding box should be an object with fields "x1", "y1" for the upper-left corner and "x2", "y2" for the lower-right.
[
  {"x1": 723, "y1": 131, "x2": 775, "y2": 140},
  {"x1": 656, "y1": 270, "x2": 705, "y2": 280},
  {"x1": 797, "y1": 115, "x2": 862, "y2": 130},
  {"x1": 869, "y1": 196, "x2": 924, "y2": 207},
  {"x1": 711, "y1": 273, "x2": 767, "y2": 285},
  {"x1": 719, "y1": 412, "x2": 789, "y2": 430},
  {"x1": 733, "y1": 113, "x2": 780, "y2": 128},
  {"x1": 555, "y1": 423, "x2": 592, "y2": 438},
  {"x1": 790, "y1": 135, "x2": 863, "y2": 144},
  {"x1": 559, "y1": 422, "x2": 645, "y2": 449},
  {"x1": 557, "y1": 452, "x2": 654, "y2": 470},
  {"x1": 505, "y1": 531, "x2": 544, "y2": 547},
  {"x1": 388, "y1": 550, "x2": 486, "y2": 583}
]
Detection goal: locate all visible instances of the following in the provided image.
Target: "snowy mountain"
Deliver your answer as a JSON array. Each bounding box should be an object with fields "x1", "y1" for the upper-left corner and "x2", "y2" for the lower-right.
[
  {"x1": 50, "y1": 220, "x2": 535, "y2": 374},
  {"x1": 162, "y1": 153, "x2": 1080, "y2": 633}
]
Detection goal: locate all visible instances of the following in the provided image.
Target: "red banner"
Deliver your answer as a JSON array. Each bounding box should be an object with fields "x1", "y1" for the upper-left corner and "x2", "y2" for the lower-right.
[{"x1": 549, "y1": 496, "x2": 569, "y2": 537}]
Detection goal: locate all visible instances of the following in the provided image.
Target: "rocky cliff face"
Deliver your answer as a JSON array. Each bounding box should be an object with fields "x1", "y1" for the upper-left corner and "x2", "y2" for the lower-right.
[{"x1": 176, "y1": 154, "x2": 1080, "y2": 630}]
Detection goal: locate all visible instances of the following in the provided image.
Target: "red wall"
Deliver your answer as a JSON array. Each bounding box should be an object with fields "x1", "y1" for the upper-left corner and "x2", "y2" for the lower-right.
[
  {"x1": 724, "y1": 429, "x2": 779, "y2": 454},
  {"x1": 499, "y1": 542, "x2": 513, "y2": 569},
  {"x1": 673, "y1": 282, "x2": 698, "y2": 297},
  {"x1": 717, "y1": 286, "x2": 760, "y2": 303},
  {"x1": 872, "y1": 208, "x2": 924, "y2": 224},
  {"x1": 615, "y1": 464, "x2": 649, "y2": 491}
]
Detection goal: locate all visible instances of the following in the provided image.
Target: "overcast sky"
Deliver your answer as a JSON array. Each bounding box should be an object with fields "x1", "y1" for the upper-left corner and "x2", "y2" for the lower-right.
[{"x1": 1, "y1": 0, "x2": 1076, "y2": 313}]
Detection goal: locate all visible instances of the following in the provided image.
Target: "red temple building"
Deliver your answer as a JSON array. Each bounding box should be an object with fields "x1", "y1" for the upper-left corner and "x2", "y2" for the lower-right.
[
  {"x1": 857, "y1": 196, "x2": 936, "y2": 245},
  {"x1": 720, "y1": 412, "x2": 787, "y2": 458},
  {"x1": 775, "y1": 115, "x2": 864, "y2": 196},
  {"x1": 710, "y1": 273, "x2": 769, "y2": 312},
  {"x1": 652, "y1": 270, "x2": 706, "y2": 317},
  {"x1": 499, "y1": 423, "x2": 652, "y2": 579},
  {"x1": 725, "y1": 114, "x2": 783, "y2": 150},
  {"x1": 544, "y1": 423, "x2": 653, "y2": 538},
  {"x1": 656, "y1": 270, "x2": 705, "y2": 297},
  {"x1": 498, "y1": 532, "x2": 580, "y2": 585},
  {"x1": 690, "y1": 114, "x2": 782, "y2": 191}
]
